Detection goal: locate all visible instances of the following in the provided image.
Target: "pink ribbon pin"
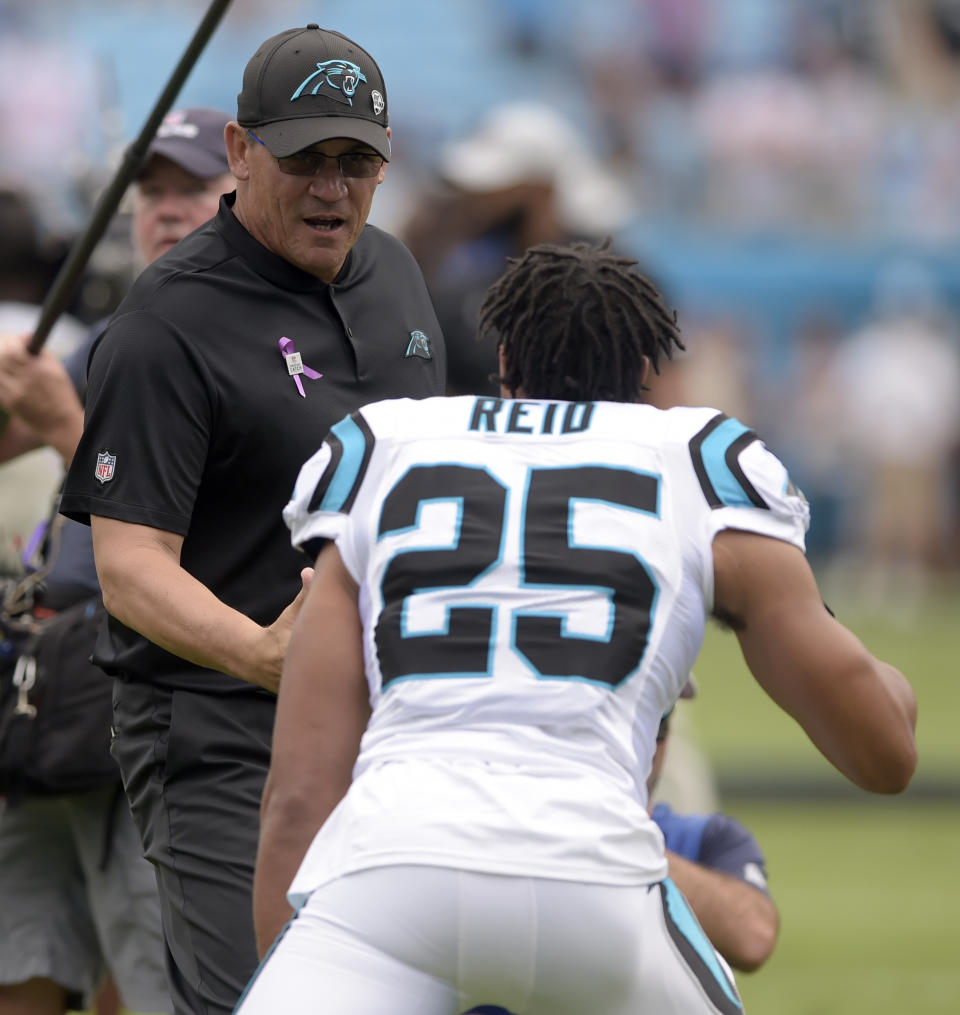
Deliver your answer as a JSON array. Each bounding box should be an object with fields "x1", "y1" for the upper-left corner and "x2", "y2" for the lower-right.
[{"x1": 279, "y1": 337, "x2": 323, "y2": 397}]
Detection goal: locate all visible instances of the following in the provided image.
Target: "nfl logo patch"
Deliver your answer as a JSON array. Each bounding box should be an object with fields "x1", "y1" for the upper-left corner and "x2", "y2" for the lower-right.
[{"x1": 95, "y1": 451, "x2": 116, "y2": 484}]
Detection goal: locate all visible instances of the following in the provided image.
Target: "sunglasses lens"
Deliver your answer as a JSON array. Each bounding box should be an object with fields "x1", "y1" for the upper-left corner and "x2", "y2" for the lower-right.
[
  {"x1": 340, "y1": 154, "x2": 383, "y2": 178},
  {"x1": 276, "y1": 152, "x2": 383, "y2": 178}
]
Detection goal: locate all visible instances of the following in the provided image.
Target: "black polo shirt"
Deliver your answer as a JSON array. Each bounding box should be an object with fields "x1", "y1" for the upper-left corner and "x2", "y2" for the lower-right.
[{"x1": 61, "y1": 194, "x2": 445, "y2": 693}]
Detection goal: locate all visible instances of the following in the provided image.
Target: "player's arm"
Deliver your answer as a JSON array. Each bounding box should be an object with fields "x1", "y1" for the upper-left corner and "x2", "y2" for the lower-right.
[
  {"x1": 90, "y1": 515, "x2": 312, "y2": 692},
  {"x1": 253, "y1": 541, "x2": 369, "y2": 956},
  {"x1": 664, "y1": 847, "x2": 778, "y2": 972},
  {"x1": 712, "y1": 529, "x2": 917, "y2": 793}
]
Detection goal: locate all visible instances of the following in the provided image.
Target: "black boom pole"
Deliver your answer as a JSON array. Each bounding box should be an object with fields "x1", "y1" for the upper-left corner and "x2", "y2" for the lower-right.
[{"x1": 27, "y1": 0, "x2": 234, "y2": 355}]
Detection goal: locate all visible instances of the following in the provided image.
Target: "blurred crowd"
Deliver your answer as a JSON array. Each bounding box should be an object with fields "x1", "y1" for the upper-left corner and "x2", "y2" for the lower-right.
[
  {"x1": 7, "y1": 0, "x2": 960, "y2": 240},
  {"x1": 1, "y1": 0, "x2": 959, "y2": 611},
  {"x1": 544, "y1": 0, "x2": 960, "y2": 241}
]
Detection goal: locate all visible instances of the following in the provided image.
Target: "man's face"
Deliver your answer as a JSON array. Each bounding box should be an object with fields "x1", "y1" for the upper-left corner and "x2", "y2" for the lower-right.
[
  {"x1": 227, "y1": 125, "x2": 387, "y2": 282},
  {"x1": 132, "y1": 156, "x2": 233, "y2": 265}
]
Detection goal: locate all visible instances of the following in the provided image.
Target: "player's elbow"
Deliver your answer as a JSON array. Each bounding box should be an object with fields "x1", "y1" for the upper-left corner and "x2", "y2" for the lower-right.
[
  {"x1": 823, "y1": 660, "x2": 919, "y2": 794},
  {"x1": 874, "y1": 678, "x2": 919, "y2": 793},
  {"x1": 852, "y1": 704, "x2": 918, "y2": 794},
  {"x1": 855, "y1": 736, "x2": 918, "y2": 794}
]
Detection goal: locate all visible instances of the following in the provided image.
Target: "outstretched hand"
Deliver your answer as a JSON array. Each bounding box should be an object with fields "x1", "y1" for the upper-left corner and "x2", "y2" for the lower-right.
[{"x1": 258, "y1": 566, "x2": 314, "y2": 693}]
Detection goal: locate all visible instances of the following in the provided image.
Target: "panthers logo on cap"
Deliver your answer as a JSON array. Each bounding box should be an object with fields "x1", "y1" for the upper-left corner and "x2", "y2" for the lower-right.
[{"x1": 291, "y1": 60, "x2": 367, "y2": 107}]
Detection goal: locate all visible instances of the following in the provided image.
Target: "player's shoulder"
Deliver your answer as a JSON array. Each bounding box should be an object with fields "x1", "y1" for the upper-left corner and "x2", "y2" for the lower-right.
[
  {"x1": 587, "y1": 403, "x2": 757, "y2": 477},
  {"x1": 640, "y1": 404, "x2": 721, "y2": 445},
  {"x1": 565, "y1": 401, "x2": 728, "y2": 443},
  {"x1": 657, "y1": 405, "x2": 808, "y2": 525},
  {"x1": 655, "y1": 404, "x2": 749, "y2": 445}
]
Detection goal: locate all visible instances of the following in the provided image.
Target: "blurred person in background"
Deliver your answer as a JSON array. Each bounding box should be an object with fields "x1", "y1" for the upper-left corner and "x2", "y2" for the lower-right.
[
  {"x1": 0, "y1": 108, "x2": 235, "y2": 466},
  {"x1": 0, "y1": 185, "x2": 86, "y2": 574},
  {"x1": 127, "y1": 107, "x2": 237, "y2": 268},
  {"x1": 0, "y1": 107, "x2": 235, "y2": 1015},
  {"x1": 828, "y1": 260, "x2": 960, "y2": 614},
  {"x1": 400, "y1": 101, "x2": 634, "y2": 396},
  {"x1": 0, "y1": 25, "x2": 102, "y2": 235}
]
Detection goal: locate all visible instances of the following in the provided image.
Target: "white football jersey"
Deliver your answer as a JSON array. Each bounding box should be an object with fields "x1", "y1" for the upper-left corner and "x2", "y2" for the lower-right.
[{"x1": 282, "y1": 396, "x2": 808, "y2": 902}]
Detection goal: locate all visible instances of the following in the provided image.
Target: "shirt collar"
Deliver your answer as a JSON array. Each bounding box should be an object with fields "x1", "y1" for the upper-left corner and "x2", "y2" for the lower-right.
[{"x1": 214, "y1": 192, "x2": 358, "y2": 293}]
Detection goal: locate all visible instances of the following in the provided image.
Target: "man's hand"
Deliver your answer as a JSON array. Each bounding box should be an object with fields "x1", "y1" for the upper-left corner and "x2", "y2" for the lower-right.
[
  {"x1": 92, "y1": 516, "x2": 315, "y2": 693},
  {"x1": 0, "y1": 332, "x2": 84, "y2": 463},
  {"x1": 258, "y1": 566, "x2": 314, "y2": 693}
]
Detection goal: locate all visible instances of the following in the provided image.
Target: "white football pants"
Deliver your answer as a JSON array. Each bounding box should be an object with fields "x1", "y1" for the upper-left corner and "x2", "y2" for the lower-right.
[{"x1": 235, "y1": 866, "x2": 743, "y2": 1015}]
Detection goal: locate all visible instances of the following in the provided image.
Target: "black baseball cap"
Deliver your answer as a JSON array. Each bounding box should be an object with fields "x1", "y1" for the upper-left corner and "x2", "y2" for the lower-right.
[
  {"x1": 137, "y1": 108, "x2": 232, "y2": 179},
  {"x1": 237, "y1": 24, "x2": 390, "y2": 161}
]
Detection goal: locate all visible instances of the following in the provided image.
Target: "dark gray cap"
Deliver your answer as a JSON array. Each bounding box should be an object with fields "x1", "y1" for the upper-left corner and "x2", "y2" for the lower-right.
[
  {"x1": 138, "y1": 107, "x2": 232, "y2": 179},
  {"x1": 236, "y1": 25, "x2": 390, "y2": 161}
]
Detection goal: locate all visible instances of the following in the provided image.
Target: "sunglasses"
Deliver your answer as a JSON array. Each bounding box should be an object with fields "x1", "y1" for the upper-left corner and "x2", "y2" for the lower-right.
[{"x1": 247, "y1": 131, "x2": 384, "y2": 179}]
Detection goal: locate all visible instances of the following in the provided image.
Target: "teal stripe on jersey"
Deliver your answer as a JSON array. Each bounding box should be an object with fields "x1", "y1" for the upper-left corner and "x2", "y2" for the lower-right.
[
  {"x1": 699, "y1": 417, "x2": 759, "y2": 509},
  {"x1": 664, "y1": 878, "x2": 742, "y2": 1008},
  {"x1": 318, "y1": 415, "x2": 369, "y2": 512}
]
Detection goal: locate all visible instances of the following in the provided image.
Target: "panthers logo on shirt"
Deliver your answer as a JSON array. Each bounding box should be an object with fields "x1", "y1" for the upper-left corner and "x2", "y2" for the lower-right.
[{"x1": 405, "y1": 330, "x2": 432, "y2": 360}]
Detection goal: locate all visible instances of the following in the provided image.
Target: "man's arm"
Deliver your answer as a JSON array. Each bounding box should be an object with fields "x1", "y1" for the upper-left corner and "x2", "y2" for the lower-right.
[
  {"x1": 90, "y1": 516, "x2": 311, "y2": 692},
  {"x1": 0, "y1": 333, "x2": 84, "y2": 465},
  {"x1": 712, "y1": 529, "x2": 917, "y2": 793},
  {"x1": 665, "y1": 846, "x2": 778, "y2": 972},
  {"x1": 253, "y1": 541, "x2": 369, "y2": 955}
]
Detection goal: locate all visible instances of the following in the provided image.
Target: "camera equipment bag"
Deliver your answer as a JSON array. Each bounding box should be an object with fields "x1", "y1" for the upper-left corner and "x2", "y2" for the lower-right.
[{"x1": 0, "y1": 515, "x2": 118, "y2": 804}]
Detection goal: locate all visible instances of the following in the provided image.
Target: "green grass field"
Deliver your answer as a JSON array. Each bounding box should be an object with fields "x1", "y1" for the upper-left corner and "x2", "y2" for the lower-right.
[
  {"x1": 726, "y1": 802, "x2": 959, "y2": 1014},
  {"x1": 687, "y1": 577, "x2": 960, "y2": 1014}
]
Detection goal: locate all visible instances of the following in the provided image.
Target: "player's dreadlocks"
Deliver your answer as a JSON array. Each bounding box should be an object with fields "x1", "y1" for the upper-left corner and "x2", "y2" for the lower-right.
[{"x1": 478, "y1": 239, "x2": 685, "y2": 403}]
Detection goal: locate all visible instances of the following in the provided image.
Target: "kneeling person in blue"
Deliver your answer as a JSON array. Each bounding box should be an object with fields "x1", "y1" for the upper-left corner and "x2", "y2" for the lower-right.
[{"x1": 649, "y1": 679, "x2": 779, "y2": 974}]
